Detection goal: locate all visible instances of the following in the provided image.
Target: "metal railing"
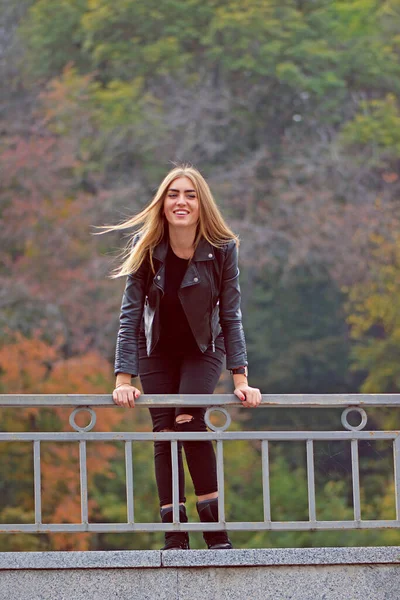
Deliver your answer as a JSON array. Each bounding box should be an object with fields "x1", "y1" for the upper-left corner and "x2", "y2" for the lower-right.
[{"x1": 0, "y1": 394, "x2": 399, "y2": 534}]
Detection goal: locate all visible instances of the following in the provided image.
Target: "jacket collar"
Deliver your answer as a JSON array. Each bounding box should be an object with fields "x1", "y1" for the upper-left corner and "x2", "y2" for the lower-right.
[{"x1": 152, "y1": 231, "x2": 215, "y2": 263}]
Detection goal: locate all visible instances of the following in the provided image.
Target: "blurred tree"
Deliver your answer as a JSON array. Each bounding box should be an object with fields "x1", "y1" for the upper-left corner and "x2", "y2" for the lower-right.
[
  {"x1": 346, "y1": 233, "x2": 400, "y2": 394},
  {"x1": 0, "y1": 330, "x2": 124, "y2": 550},
  {"x1": 18, "y1": 0, "x2": 400, "y2": 167},
  {"x1": 18, "y1": 0, "x2": 89, "y2": 80},
  {"x1": 0, "y1": 125, "x2": 120, "y2": 358},
  {"x1": 341, "y1": 94, "x2": 400, "y2": 168},
  {"x1": 0, "y1": 0, "x2": 36, "y2": 121},
  {"x1": 243, "y1": 265, "x2": 351, "y2": 396}
]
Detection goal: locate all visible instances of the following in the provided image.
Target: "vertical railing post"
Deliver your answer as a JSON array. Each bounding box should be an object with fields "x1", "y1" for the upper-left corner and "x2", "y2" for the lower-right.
[
  {"x1": 393, "y1": 436, "x2": 400, "y2": 520},
  {"x1": 261, "y1": 440, "x2": 271, "y2": 523},
  {"x1": 306, "y1": 439, "x2": 316, "y2": 523},
  {"x1": 351, "y1": 439, "x2": 361, "y2": 522},
  {"x1": 216, "y1": 440, "x2": 225, "y2": 524},
  {"x1": 171, "y1": 440, "x2": 180, "y2": 524},
  {"x1": 33, "y1": 440, "x2": 42, "y2": 525},
  {"x1": 79, "y1": 440, "x2": 88, "y2": 524},
  {"x1": 125, "y1": 441, "x2": 134, "y2": 524}
]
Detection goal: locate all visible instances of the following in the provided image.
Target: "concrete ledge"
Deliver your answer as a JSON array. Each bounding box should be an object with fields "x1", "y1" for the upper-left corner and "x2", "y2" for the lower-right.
[
  {"x1": 1, "y1": 548, "x2": 400, "y2": 600},
  {"x1": 162, "y1": 546, "x2": 400, "y2": 567},
  {"x1": 1, "y1": 546, "x2": 400, "y2": 570},
  {"x1": 0, "y1": 550, "x2": 161, "y2": 570}
]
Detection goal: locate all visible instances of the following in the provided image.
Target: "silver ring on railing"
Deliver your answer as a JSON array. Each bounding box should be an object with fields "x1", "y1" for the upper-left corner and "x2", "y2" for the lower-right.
[
  {"x1": 204, "y1": 406, "x2": 231, "y2": 432},
  {"x1": 69, "y1": 407, "x2": 97, "y2": 432},
  {"x1": 341, "y1": 407, "x2": 368, "y2": 431}
]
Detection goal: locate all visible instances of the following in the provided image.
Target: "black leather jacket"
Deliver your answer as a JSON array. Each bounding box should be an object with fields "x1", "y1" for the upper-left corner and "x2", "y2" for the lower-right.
[{"x1": 114, "y1": 233, "x2": 248, "y2": 377}]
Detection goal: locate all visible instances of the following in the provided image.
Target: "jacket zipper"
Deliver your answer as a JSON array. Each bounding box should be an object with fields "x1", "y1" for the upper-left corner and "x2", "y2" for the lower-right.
[{"x1": 208, "y1": 262, "x2": 216, "y2": 352}]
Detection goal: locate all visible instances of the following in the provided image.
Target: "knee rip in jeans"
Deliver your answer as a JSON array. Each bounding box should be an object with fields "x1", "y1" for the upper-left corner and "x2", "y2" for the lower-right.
[{"x1": 175, "y1": 414, "x2": 194, "y2": 425}]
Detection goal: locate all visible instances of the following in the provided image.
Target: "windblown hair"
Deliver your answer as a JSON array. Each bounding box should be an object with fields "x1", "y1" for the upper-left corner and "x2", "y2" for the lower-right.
[{"x1": 95, "y1": 164, "x2": 239, "y2": 278}]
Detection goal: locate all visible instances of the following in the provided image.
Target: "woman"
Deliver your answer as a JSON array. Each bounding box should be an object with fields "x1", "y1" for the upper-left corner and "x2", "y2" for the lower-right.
[{"x1": 106, "y1": 164, "x2": 261, "y2": 550}]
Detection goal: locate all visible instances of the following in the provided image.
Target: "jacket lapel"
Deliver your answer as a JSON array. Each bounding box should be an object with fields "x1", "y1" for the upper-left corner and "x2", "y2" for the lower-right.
[{"x1": 152, "y1": 233, "x2": 216, "y2": 291}]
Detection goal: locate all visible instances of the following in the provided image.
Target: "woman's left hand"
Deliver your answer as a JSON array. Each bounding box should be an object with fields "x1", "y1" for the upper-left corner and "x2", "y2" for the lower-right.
[{"x1": 234, "y1": 383, "x2": 262, "y2": 408}]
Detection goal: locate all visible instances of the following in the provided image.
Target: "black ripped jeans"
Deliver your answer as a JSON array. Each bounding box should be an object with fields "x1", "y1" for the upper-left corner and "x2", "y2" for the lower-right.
[{"x1": 138, "y1": 330, "x2": 225, "y2": 507}]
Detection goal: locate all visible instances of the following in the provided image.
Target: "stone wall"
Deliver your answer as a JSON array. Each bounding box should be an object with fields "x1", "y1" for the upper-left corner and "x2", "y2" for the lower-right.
[{"x1": 1, "y1": 547, "x2": 399, "y2": 600}]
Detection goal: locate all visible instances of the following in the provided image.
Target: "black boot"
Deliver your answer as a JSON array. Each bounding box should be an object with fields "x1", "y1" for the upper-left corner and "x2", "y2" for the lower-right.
[
  {"x1": 196, "y1": 498, "x2": 233, "y2": 549},
  {"x1": 160, "y1": 505, "x2": 190, "y2": 550}
]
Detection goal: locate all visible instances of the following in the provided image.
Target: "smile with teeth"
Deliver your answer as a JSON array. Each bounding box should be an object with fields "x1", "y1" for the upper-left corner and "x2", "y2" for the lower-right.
[{"x1": 174, "y1": 210, "x2": 189, "y2": 215}]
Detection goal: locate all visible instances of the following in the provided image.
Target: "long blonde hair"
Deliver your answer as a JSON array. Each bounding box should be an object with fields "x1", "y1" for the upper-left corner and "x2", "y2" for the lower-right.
[{"x1": 95, "y1": 164, "x2": 239, "y2": 278}]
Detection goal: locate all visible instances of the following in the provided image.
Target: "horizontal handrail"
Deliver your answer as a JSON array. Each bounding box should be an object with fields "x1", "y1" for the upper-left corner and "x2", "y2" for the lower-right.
[
  {"x1": 1, "y1": 393, "x2": 400, "y2": 408},
  {"x1": 1, "y1": 520, "x2": 400, "y2": 534},
  {"x1": 0, "y1": 431, "x2": 397, "y2": 441}
]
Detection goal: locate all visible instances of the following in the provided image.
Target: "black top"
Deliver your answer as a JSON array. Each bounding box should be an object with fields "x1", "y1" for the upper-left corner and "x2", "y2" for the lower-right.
[{"x1": 157, "y1": 244, "x2": 198, "y2": 352}]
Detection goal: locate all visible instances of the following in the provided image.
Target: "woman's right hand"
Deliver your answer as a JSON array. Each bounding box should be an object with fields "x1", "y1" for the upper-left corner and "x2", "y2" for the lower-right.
[{"x1": 112, "y1": 384, "x2": 141, "y2": 408}]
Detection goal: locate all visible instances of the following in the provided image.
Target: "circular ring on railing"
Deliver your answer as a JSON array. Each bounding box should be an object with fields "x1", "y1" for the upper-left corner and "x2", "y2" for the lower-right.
[
  {"x1": 204, "y1": 406, "x2": 231, "y2": 432},
  {"x1": 341, "y1": 407, "x2": 368, "y2": 431},
  {"x1": 69, "y1": 407, "x2": 97, "y2": 432}
]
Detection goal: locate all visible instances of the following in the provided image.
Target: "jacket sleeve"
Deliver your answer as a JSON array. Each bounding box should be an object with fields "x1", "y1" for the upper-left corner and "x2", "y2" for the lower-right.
[
  {"x1": 114, "y1": 258, "x2": 148, "y2": 377},
  {"x1": 219, "y1": 240, "x2": 248, "y2": 370}
]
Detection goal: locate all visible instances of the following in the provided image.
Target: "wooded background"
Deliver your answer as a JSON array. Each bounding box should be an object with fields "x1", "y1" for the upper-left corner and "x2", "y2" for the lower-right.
[{"x1": 1, "y1": 0, "x2": 400, "y2": 550}]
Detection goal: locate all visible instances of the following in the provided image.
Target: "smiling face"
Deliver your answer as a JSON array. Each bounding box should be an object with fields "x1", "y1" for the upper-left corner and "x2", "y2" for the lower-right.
[{"x1": 163, "y1": 176, "x2": 200, "y2": 232}]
